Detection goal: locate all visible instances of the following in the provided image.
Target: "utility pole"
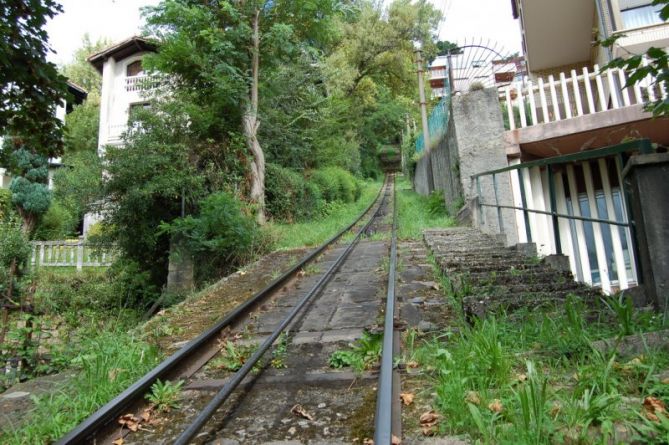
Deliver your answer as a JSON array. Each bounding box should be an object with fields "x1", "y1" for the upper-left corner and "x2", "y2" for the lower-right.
[{"x1": 415, "y1": 48, "x2": 430, "y2": 151}]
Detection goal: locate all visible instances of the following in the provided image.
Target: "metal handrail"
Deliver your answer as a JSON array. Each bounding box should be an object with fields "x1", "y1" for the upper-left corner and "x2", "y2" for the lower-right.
[{"x1": 471, "y1": 139, "x2": 653, "y2": 179}]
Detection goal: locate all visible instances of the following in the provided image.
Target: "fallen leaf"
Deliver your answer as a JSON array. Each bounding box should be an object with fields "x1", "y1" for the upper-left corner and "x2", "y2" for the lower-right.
[
  {"x1": 406, "y1": 360, "x2": 419, "y2": 369},
  {"x1": 112, "y1": 438, "x2": 124, "y2": 445},
  {"x1": 392, "y1": 434, "x2": 401, "y2": 444},
  {"x1": 643, "y1": 396, "x2": 667, "y2": 422},
  {"x1": 419, "y1": 410, "x2": 439, "y2": 426},
  {"x1": 550, "y1": 401, "x2": 562, "y2": 417},
  {"x1": 488, "y1": 399, "x2": 503, "y2": 413},
  {"x1": 465, "y1": 391, "x2": 481, "y2": 405},
  {"x1": 662, "y1": 378, "x2": 669, "y2": 385},
  {"x1": 118, "y1": 413, "x2": 140, "y2": 432},
  {"x1": 297, "y1": 269, "x2": 306, "y2": 277},
  {"x1": 400, "y1": 392, "x2": 414, "y2": 406},
  {"x1": 363, "y1": 439, "x2": 374, "y2": 445},
  {"x1": 515, "y1": 373, "x2": 527, "y2": 383},
  {"x1": 140, "y1": 409, "x2": 152, "y2": 423},
  {"x1": 291, "y1": 404, "x2": 314, "y2": 421},
  {"x1": 239, "y1": 270, "x2": 247, "y2": 276}
]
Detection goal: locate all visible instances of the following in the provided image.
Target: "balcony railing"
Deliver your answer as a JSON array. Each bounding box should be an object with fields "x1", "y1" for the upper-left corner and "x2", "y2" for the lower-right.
[
  {"x1": 501, "y1": 64, "x2": 666, "y2": 130},
  {"x1": 124, "y1": 74, "x2": 161, "y2": 93},
  {"x1": 429, "y1": 68, "x2": 447, "y2": 80}
]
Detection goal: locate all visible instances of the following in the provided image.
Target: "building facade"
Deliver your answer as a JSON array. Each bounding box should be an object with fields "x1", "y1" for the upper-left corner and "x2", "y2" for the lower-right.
[{"x1": 497, "y1": 0, "x2": 668, "y2": 293}]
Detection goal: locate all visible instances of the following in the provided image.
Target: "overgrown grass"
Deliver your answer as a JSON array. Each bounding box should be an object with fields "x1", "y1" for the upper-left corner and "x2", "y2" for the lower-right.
[
  {"x1": 1, "y1": 327, "x2": 161, "y2": 444},
  {"x1": 404, "y1": 259, "x2": 669, "y2": 444},
  {"x1": 396, "y1": 175, "x2": 455, "y2": 239},
  {"x1": 270, "y1": 179, "x2": 382, "y2": 249}
]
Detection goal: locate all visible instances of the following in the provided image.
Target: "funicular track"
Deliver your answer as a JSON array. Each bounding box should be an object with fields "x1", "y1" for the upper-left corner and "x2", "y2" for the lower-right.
[{"x1": 58, "y1": 175, "x2": 402, "y2": 445}]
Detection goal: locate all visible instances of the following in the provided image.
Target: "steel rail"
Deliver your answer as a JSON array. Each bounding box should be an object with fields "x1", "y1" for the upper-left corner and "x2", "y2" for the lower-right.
[
  {"x1": 57, "y1": 178, "x2": 388, "y2": 445},
  {"x1": 174, "y1": 179, "x2": 393, "y2": 444},
  {"x1": 373, "y1": 175, "x2": 399, "y2": 444}
]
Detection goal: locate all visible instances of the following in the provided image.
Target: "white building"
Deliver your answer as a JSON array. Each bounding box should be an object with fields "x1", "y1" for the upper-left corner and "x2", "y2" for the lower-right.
[
  {"x1": 0, "y1": 82, "x2": 88, "y2": 190},
  {"x1": 82, "y1": 37, "x2": 159, "y2": 234},
  {"x1": 87, "y1": 36, "x2": 159, "y2": 153}
]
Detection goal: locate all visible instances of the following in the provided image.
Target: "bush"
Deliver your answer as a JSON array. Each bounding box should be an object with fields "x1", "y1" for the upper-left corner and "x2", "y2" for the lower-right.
[
  {"x1": 159, "y1": 191, "x2": 260, "y2": 281},
  {"x1": 33, "y1": 201, "x2": 78, "y2": 240},
  {"x1": 265, "y1": 163, "x2": 308, "y2": 222},
  {"x1": 0, "y1": 188, "x2": 14, "y2": 220},
  {"x1": 309, "y1": 167, "x2": 360, "y2": 204}
]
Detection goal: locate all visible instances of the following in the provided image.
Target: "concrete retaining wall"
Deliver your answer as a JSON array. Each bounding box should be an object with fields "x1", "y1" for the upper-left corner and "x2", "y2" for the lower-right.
[{"x1": 412, "y1": 88, "x2": 518, "y2": 245}]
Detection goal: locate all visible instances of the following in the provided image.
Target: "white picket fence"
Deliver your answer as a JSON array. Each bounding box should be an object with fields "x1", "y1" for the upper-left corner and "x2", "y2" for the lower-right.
[
  {"x1": 502, "y1": 63, "x2": 667, "y2": 130},
  {"x1": 31, "y1": 240, "x2": 116, "y2": 270}
]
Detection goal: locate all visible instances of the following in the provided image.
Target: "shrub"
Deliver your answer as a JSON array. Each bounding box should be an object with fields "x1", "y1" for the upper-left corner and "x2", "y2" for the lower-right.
[
  {"x1": 265, "y1": 163, "x2": 307, "y2": 222},
  {"x1": 309, "y1": 167, "x2": 360, "y2": 203},
  {"x1": 33, "y1": 201, "x2": 78, "y2": 240},
  {"x1": 0, "y1": 188, "x2": 14, "y2": 220},
  {"x1": 159, "y1": 191, "x2": 260, "y2": 281}
]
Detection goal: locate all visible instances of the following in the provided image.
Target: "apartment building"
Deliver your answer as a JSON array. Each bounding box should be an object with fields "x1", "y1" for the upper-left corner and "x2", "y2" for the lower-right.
[{"x1": 492, "y1": 0, "x2": 668, "y2": 293}]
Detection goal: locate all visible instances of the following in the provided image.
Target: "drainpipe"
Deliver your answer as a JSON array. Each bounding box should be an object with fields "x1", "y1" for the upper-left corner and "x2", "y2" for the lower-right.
[{"x1": 595, "y1": 0, "x2": 614, "y2": 63}]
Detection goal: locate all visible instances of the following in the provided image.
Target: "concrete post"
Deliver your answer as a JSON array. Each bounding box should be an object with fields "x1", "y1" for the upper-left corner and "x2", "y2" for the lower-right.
[
  {"x1": 166, "y1": 236, "x2": 195, "y2": 294},
  {"x1": 622, "y1": 153, "x2": 669, "y2": 317},
  {"x1": 76, "y1": 237, "x2": 84, "y2": 271}
]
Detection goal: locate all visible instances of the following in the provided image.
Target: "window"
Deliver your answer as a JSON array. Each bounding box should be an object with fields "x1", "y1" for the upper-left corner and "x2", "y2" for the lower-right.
[
  {"x1": 126, "y1": 60, "x2": 144, "y2": 77},
  {"x1": 620, "y1": 0, "x2": 664, "y2": 29}
]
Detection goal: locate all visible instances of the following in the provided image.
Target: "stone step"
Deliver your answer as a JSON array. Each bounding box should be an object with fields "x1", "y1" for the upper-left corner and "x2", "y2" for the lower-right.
[
  {"x1": 455, "y1": 269, "x2": 573, "y2": 287},
  {"x1": 469, "y1": 280, "x2": 586, "y2": 297},
  {"x1": 463, "y1": 289, "x2": 602, "y2": 320}
]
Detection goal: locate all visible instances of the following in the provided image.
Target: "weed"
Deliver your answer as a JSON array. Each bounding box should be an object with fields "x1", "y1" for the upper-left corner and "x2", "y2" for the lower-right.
[
  {"x1": 514, "y1": 361, "x2": 550, "y2": 444},
  {"x1": 271, "y1": 332, "x2": 288, "y2": 369},
  {"x1": 303, "y1": 263, "x2": 321, "y2": 275},
  {"x1": 146, "y1": 379, "x2": 184, "y2": 412},
  {"x1": 329, "y1": 331, "x2": 382, "y2": 372},
  {"x1": 602, "y1": 293, "x2": 635, "y2": 336},
  {"x1": 210, "y1": 341, "x2": 258, "y2": 372}
]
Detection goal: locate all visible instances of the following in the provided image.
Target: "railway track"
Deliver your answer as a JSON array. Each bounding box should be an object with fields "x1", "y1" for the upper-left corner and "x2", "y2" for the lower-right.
[{"x1": 58, "y1": 175, "x2": 401, "y2": 445}]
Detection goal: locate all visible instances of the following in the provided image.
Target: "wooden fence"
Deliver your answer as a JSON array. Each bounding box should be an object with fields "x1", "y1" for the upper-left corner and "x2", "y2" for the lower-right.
[{"x1": 30, "y1": 240, "x2": 116, "y2": 270}]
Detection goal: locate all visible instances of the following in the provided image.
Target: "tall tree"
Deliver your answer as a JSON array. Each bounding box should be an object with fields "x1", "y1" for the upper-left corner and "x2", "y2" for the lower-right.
[
  {"x1": 61, "y1": 34, "x2": 110, "y2": 100},
  {"x1": 144, "y1": 0, "x2": 342, "y2": 224},
  {"x1": 0, "y1": 0, "x2": 68, "y2": 154}
]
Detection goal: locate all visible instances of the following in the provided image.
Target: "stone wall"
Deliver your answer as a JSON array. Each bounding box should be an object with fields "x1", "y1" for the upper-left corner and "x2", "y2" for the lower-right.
[{"x1": 412, "y1": 88, "x2": 518, "y2": 245}]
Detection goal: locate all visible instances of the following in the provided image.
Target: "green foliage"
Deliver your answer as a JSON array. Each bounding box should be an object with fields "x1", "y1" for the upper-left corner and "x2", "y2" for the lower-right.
[
  {"x1": 396, "y1": 175, "x2": 455, "y2": 239},
  {"x1": 0, "y1": 0, "x2": 68, "y2": 154},
  {"x1": 602, "y1": 293, "x2": 636, "y2": 336},
  {"x1": 515, "y1": 361, "x2": 550, "y2": 444},
  {"x1": 210, "y1": 341, "x2": 258, "y2": 372},
  {"x1": 0, "y1": 219, "x2": 31, "y2": 269},
  {"x1": 329, "y1": 331, "x2": 382, "y2": 372},
  {"x1": 146, "y1": 379, "x2": 184, "y2": 412},
  {"x1": 63, "y1": 101, "x2": 100, "y2": 154},
  {"x1": 159, "y1": 191, "x2": 260, "y2": 280},
  {"x1": 309, "y1": 167, "x2": 360, "y2": 203},
  {"x1": 52, "y1": 150, "x2": 102, "y2": 226},
  {"x1": 4, "y1": 144, "x2": 52, "y2": 234},
  {"x1": 1, "y1": 328, "x2": 160, "y2": 444},
  {"x1": 601, "y1": 0, "x2": 669, "y2": 117},
  {"x1": 60, "y1": 34, "x2": 109, "y2": 97},
  {"x1": 100, "y1": 103, "x2": 208, "y2": 298},
  {"x1": 0, "y1": 188, "x2": 15, "y2": 220},
  {"x1": 265, "y1": 163, "x2": 324, "y2": 221},
  {"x1": 32, "y1": 201, "x2": 78, "y2": 240},
  {"x1": 270, "y1": 179, "x2": 381, "y2": 249},
  {"x1": 426, "y1": 190, "x2": 446, "y2": 216}
]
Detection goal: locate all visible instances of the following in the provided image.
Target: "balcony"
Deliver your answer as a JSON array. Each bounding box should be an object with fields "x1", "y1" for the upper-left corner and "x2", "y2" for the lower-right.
[
  {"x1": 612, "y1": 22, "x2": 669, "y2": 58},
  {"x1": 500, "y1": 64, "x2": 666, "y2": 131},
  {"x1": 124, "y1": 74, "x2": 161, "y2": 93}
]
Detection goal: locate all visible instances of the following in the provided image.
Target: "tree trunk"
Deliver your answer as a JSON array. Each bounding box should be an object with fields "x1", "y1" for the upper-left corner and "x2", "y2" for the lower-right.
[
  {"x1": 243, "y1": 8, "x2": 266, "y2": 225},
  {"x1": 0, "y1": 258, "x2": 17, "y2": 347}
]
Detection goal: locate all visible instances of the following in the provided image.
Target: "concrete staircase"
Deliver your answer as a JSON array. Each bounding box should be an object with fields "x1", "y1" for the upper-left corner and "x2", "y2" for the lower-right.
[{"x1": 423, "y1": 227, "x2": 603, "y2": 321}]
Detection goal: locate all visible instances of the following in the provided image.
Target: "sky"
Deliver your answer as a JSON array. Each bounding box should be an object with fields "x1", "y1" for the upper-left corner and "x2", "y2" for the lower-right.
[
  {"x1": 46, "y1": 0, "x2": 160, "y2": 65},
  {"x1": 46, "y1": 0, "x2": 522, "y2": 66}
]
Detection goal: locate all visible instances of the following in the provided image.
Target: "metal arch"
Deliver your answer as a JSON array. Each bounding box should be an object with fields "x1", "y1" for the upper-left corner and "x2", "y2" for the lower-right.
[{"x1": 441, "y1": 37, "x2": 517, "y2": 94}]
